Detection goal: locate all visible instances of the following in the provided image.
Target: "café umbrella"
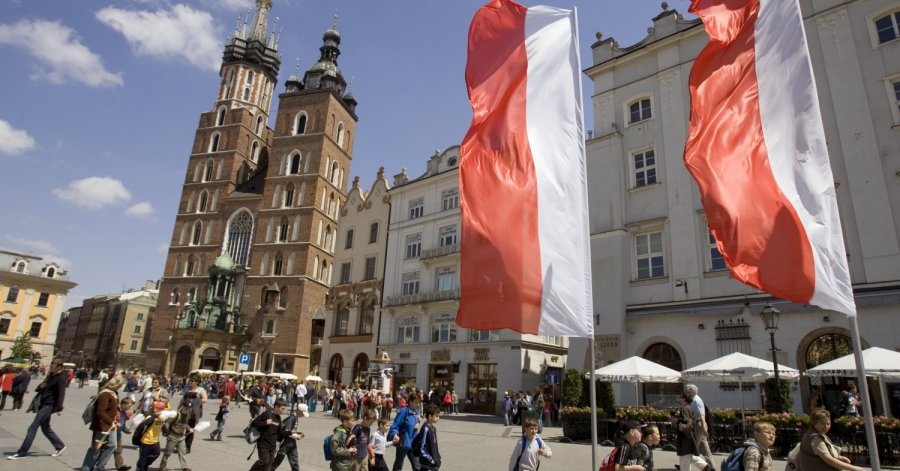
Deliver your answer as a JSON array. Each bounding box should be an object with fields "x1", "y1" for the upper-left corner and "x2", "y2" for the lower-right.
[
  {"x1": 682, "y1": 352, "x2": 800, "y2": 427},
  {"x1": 806, "y1": 347, "x2": 900, "y2": 418},
  {"x1": 588, "y1": 356, "x2": 682, "y2": 406}
]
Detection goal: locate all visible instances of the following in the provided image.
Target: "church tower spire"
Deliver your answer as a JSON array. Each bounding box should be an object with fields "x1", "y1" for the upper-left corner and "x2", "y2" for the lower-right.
[{"x1": 217, "y1": 0, "x2": 280, "y2": 116}]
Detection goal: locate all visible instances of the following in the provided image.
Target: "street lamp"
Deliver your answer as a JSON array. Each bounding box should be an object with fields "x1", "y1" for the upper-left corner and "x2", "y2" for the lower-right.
[{"x1": 759, "y1": 303, "x2": 782, "y2": 408}]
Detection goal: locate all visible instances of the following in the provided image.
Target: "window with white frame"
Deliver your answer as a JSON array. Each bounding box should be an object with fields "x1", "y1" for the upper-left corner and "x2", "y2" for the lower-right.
[
  {"x1": 369, "y1": 223, "x2": 379, "y2": 244},
  {"x1": 283, "y1": 184, "x2": 294, "y2": 208},
  {"x1": 397, "y1": 321, "x2": 419, "y2": 345},
  {"x1": 431, "y1": 319, "x2": 458, "y2": 343},
  {"x1": 408, "y1": 198, "x2": 424, "y2": 220},
  {"x1": 36, "y1": 292, "x2": 50, "y2": 307},
  {"x1": 345, "y1": 229, "x2": 354, "y2": 249},
  {"x1": 191, "y1": 221, "x2": 203, "y2": 245},
  {"x1": 5, "y1": 286, "x2": 19, "y2": 303},
  {"x1": 364, "y1": 256, "x2": 377, "y2": 280},
  {"x1": 405, "y1": 233, "x2": 422, "y2": 259},
  {"x1": 273, "y1": 253, "x2": 284, "y2": 275},
  {"x1": 216, "y1": 107, "x2": 226, "y2": 126},
  {"x1": 339, "y1": 262, "x2": 351, "y2": 284},
  {"x1": 635, "y1": 231, "x2": 665, "y2": 279},
  {"x1": 14, "y1": 261, "x2": 26, "y2": 273},
  {"x1": 244, "y1": 71, "x2": 253, "y2": 101},
  {"x1": 294, "y1": 113, "x2": 307, "y2": 135},
  {"x1": 888, "y1": 77, "x2": 900, "y2": 125},
  {"x1": 134, "y1": 324, "x2": 141, "y2": 334},
  {"x1": 209, "y1": 133, "x2": 221, "y2": 152},
  {"x1": 204, "y1": 160, "x2": 215, "y2": 182},
  {"x1": 628, "y1": 97, "x2": 652, "y2": 124},
  {"x1": 265, "y1": 319, "x2": 276, "y2": 335},
  {"x1": 632, "y1": 149, "x2": 657, "y2": 187},
  {"x1": 198, "y1": 190, "x2": 209, "y2": 213},
  {"x1": 441, "y1": 189, "x2": 459, "y2": 211},
  {"x1": 278, "y1": 217, "x2": 290, "y2": 242},
  {"x1": 469, "y1": 329, "x2": 500, "y2": 342},
  {"x1": 439, "y1": 225, "x2": 457, "y2": 247},
  {"x1": 29, "y1": 321, "x2": 42, "y2": 337},
  {"x1": 289, "y1": 153, "x2": 302, "y2": 175},
  {"x1": 130, "y1": 340, "x2": 138, "y2": 351},
  {"x1": 435, "y1": 267, "x2": 456, "y2": 292},
  {"x1": 707, "y1": 229, "x2": 727, "y2": 271},
  {"x1": 402, "y1": 272, "x2": 420, "y2": 296},
  {"x1": 875, "y1": 9, "x2": 900, "y2": 43}
]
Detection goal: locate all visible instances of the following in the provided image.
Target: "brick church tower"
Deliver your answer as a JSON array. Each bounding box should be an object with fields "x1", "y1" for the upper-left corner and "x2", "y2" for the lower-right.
[{"x1": 146, "y1": 0, "x2": 358, "y2": 376}]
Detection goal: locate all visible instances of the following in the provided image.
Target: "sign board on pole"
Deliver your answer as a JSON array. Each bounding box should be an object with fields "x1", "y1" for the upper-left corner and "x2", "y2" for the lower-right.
[
  {"x1": 238, "y1": 352, "x2": 251, "y2": 372},
  {"x1": 545, "y1": 371, "x2": 559, "y2": 385}
]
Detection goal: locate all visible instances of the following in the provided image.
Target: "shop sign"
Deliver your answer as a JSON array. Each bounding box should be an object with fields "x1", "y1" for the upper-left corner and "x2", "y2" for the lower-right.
[
  {"x1": 430, "y1": 349, "x2": 450, "y2": 362},
  {"x1": 399, "y1": 316, "x2": 418, "y2": 326},
  {"x1": 433, "y1": 366, "x2": 450, "y2": 377},
  {"x1": 399, "y1": 352, "x2": 411, "y2": 359},
  {"x1": 474, "y1": 348, "x2": 490, "y2": 361}
]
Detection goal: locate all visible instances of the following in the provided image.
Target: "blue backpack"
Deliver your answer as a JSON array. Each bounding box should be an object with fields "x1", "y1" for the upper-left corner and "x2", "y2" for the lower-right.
[
  {"x1": 323, "y1": 428, "x2": 347, "y2": 461},
  {"x1": 721, "y1": 444, "x2": 758, "y2": 471}
]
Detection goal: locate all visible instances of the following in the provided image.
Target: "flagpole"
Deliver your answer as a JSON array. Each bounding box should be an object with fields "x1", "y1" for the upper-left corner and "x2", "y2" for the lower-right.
[
  {"x1": 849, "y1": 315, "x2": 881, "y2": 471},
  {"x1": 589, "y1": 336, "x2": 598, "y2": 471}
]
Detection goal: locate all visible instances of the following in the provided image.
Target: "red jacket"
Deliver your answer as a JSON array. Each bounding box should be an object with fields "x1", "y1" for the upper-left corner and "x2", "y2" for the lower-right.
[{"x1": 1, "y1": 373, "x2": 13, "y2": 392}]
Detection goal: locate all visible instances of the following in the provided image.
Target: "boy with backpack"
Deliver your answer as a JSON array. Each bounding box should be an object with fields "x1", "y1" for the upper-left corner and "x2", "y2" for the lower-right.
[
  {"x1": 508, "y1": 416, "x2": 551, "y2": 471},
  {"x1": 158, "y1": 401, "x2": 194, "y2": 471},
  {"x1": 329, "y1": 408, "x2": 358, "y2": 471},
  {"x1": 350, "y1": 409, "x2": 376, "y2": 471},
  {"x1": 614, "y1": 420, "x2": 650, "y2": 471},
  {"x1": 635, "y1": 425, "x2": 660, "y2": 471},
  {"x1": 272, "y1": 403, "x2": 308, "y2": 471},
  {"x1": 721, "y1": 421, "x2": 775, "y2": 471},
  {"x1": 135, "y1": 402, "x2": 167, "y2": 471},
  {"x1": 415, "y1": 405, "x2": 441, "y2": 471}
]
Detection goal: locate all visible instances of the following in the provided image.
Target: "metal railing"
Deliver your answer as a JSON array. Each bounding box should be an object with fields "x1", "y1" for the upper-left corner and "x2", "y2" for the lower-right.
[
  {"x1": 420, "y1": 244, "x2": 460, "y2": 260},
  {"x1": 383, "y1": 289, "x2": 460, "y2": 307}
]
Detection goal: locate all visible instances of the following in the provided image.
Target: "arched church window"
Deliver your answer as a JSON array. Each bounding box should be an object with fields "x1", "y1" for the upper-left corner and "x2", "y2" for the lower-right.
[{"x1": 226, "y1": 210, "x2": 253, "y2": 266}]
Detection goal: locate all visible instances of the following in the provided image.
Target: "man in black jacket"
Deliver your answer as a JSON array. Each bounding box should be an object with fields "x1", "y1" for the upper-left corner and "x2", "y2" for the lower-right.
[
  {"x1": 8, "y1": 360, "x2": 68, "y2": 460},
  {"x1": 12, "y1": 369, "x2": 32, "y2": 410}
]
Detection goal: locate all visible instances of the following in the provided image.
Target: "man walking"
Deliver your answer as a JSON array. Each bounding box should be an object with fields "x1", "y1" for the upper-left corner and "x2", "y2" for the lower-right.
[
  {"x1": 685, "y1": 384, "x2": 715, "y2": 471},
  {"x1": 8, "y1": 359, "x2": 68, "y2": 460}
]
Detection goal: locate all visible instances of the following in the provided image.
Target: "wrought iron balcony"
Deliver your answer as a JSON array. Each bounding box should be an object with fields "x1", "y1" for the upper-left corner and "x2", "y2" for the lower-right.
[
  {"x1": 383, "y1": 289, "x2": 460, "y2": 307},
  {"x1": 420, "y1": 244, "x2": 460, "y2": 261}
]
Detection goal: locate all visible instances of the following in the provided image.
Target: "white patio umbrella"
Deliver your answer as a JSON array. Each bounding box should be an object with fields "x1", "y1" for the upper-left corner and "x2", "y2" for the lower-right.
[
  {"x1": 806, "y1": 347, "x2": 900, "y2": 418},
  {"x1": 304, "y1": 375, "x2": 323, "y2": 383},
  {"x1": 682, "y1": 352, "x2": 800, "y2": 427},
  {"x1": 268, "y1": 372, "x2": 298, "y2": 381},
  {"x1": 241, "y1": 371, "x2": 266, "y2": 377},
  {"x1": 588, "y1": 356, "x2": 682, "y2": 406},
  {"x1": 190, "y1": 368, "x2": 216, "y2": 375},
  {"x1": 215, "y1": 370, "x2": 239, "y2": 376}
]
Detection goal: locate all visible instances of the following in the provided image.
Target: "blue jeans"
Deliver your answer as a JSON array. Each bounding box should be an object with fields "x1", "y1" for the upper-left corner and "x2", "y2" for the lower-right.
[
  {"x1": 391, "y1": 446, "x2": 421, "y2": 471},
  {"x1": 80, "y1": 428, "x2": 117, "y2": 471},
  {"x1": 18, "y1": 404, "x2": 65, "y2": 454}
]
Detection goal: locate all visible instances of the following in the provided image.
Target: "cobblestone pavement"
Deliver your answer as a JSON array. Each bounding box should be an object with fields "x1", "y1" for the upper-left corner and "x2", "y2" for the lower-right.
[{"x1": 0, "y1": 383, "x2": 791, "y2": 471}]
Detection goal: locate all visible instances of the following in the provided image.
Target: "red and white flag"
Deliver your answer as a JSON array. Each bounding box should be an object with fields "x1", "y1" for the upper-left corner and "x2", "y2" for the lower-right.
[
  {"x1": 457, "y1": 0, "x2": 593, "y2": 336},
  {"x1": 685, "y1": 0, "x2": 856, "y2": 316}
]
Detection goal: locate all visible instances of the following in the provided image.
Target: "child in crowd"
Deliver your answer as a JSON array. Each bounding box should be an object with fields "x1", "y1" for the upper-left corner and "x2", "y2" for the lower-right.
[
  {"x1": 114, "y1": 398, "x2": 134, "y2": 471},
  {"x1": 158, "y1": 401, "x2": 193, "y2": 471},
  {"x1": 635, "y1": 425, "x2": 660, "y2": 471},
  {"x1": 210, "y1": 396, "x2": 230, "y2": 441},
  {"x1": 508, "y1": 416, "x2": 551, "y2": 471},
  {"x1": 370, "y1": 417, "x2": 393, "y2": 471},
  {"x1": 136, "y1": 402, "x2": 166, "y2": 471},
  {"x1": 418, "y1": 405, "x2": 442, "y2": 471},
  {"x1": 742, "y1": 421, "x2": 776, "y2": 471},
  {"x1": 330, "y1": 409, "x2": 357, "y2": 471},
  {"x1": 615, "y1": 420, "x2": 650, "y2": 471},
  {"x1": 350, "y1": 409, "x2": 376, "y2": 471}
]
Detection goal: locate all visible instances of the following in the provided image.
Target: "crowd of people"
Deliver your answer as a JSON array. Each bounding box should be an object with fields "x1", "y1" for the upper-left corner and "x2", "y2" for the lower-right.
[{"x1": 1, "y1": 361, "x2": 877, "y2": 471}]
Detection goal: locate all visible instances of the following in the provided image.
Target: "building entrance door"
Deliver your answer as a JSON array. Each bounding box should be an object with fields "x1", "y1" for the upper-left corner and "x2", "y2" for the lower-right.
[{"x1": 173, "y1": 346, "x2": 192, "y2": 376}]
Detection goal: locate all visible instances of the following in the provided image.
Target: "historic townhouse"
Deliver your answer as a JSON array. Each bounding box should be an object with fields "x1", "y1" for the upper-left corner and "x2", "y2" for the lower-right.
[{"x1": 573, "y1": 0, "x2": 900, "y2": 416}]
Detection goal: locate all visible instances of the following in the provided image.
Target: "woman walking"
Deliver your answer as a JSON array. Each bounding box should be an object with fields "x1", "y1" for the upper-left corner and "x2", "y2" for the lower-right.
[{"x1": 80, "y1": 375, "x2": 125, "y2": 471}]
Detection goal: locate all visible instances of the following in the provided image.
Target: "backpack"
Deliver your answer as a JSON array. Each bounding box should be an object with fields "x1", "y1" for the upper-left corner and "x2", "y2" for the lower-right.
[
  {"x1": 82, "y1": 396, "x2": 98, "y2": 425},
  {"x1": 324, "y1": 428, "x2": 347, "y2": 461},
  {"x1": 512, "y1": 436, "x2": 545, "y2": 471},
  {"x1": 243, "y1": 411, "x2": 267, "y2": 444},
  {"x1": 599, "y1": 447, "x2": 618, "y2": 471},
  {"x1": 410, "y1": 424, "x2": 427, "y2": 458},
  {"x1": 721, "y1": 444, "x2": 758, "y2": 471},
  {"x1": 131, "y1": 416, "x2": 156, "y2": 446}
]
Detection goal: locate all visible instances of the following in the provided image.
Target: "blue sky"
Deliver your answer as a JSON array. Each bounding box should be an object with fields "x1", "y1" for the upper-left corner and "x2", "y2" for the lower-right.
[{"x1": 0, "y1": 0, "x2": 690, "y2": 307}]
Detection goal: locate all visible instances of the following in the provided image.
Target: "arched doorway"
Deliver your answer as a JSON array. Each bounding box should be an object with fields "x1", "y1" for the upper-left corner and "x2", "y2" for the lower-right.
[
  {"x1": 643, "y1": 342, "x2": 683, "y2": 408},
  {"x1": 174, "y1": 345, "x2": 193, "y2": 376},
  {"x1": 801, "y1": 330, "x2": 854, "y2": 412},
  {"x1": 329, "y1": 354, "x2": 344, "y2": 385},
  {"x1": 200, "y1": 347, "x2": 221, "y2": 371},
  {"x1": 352, "y1": 353, "x2": 369, "y2": 386}
]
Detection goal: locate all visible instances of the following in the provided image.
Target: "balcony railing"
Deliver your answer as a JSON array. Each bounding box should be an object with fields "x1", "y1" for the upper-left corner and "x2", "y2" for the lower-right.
[
  {"x1": 383, "y1": 289, "x2": 460, "y2": 307},
  {"x1": 311, "y1": 336, "x2": 323, "y2": 348},
  {"x1": 420, "y1": 244, "x2": 460, "y2": 261}
]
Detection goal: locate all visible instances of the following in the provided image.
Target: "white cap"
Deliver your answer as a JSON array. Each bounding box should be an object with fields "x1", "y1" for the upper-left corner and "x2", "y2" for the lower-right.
[{"x1": 296, "y1": 404, "x2": 309, "y2": 417}]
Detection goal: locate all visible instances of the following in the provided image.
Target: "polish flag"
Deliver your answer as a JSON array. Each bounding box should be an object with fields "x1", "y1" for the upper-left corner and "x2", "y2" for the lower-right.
[
  {"x1": 457, "y1": 0, "x2": 593, "y2": 336},
  {"x1": 684, "y1": 0, "x2": 856, "y2": 315}
]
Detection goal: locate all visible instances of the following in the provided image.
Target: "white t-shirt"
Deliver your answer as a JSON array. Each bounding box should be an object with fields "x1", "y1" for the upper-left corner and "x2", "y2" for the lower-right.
[{"x1": 295, "y1": 384, "x2": 307, "y2": 398}]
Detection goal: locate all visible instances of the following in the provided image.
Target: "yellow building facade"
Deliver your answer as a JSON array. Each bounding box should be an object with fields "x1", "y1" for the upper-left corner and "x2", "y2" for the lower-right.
[{"x1": 0, "y1": 250, "x2": 76, "y2": 364}]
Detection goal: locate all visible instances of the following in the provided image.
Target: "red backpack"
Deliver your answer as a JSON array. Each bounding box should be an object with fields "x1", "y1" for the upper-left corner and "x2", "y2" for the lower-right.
[{"x1": 599, "y1": 447, "x2": 618, "y2": 471}]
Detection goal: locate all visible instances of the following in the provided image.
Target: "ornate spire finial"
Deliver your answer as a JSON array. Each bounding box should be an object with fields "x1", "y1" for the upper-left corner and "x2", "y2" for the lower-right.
[
  {"x1": 294, "y1": 58, "x2": 301, "y2": 74},
  {"x1": 332, "y1": 12, "x2": 338, "y2": 30},
  {"x1": 352, "y1": 176, "x2": 360, "y2": 189},
  {"x1": 377, "y1": 166, "x2": 385, "y2": 179},
  {"x1": 347, "y1": 77, "x2": 354, "y2": 93}
]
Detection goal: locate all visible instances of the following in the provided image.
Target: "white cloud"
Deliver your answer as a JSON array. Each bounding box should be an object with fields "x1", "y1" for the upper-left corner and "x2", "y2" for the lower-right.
[
  {"x1": 5, "y1": 236, "x2": 58, "y2": 254},
  {"x1": 53, "y1": 176, "x2": 132, "y2": 209},
  {"x1": 207, "y1": 0, "x2": 254, "y2": 11},
  {"x1": 97, "y1": 4, "x2": 222, "y2": 71},
  {"x1": 125, "y1": 201, "x2": 156, "y2": 218},
  {"x1": 0, "y1": 19, "x2": 123, "y2": 87},
  {"x1": 0, "y1": 119, "x2": 36, "y2": 155},
  {"x1": 42, "y1": 254, "x2": 72, "y2": 269}
]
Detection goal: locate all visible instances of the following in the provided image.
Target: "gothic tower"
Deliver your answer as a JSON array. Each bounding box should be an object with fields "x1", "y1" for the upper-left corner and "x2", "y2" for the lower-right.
[{"x1": 147, "y1": 0, "x2": 359, "y2": 377}]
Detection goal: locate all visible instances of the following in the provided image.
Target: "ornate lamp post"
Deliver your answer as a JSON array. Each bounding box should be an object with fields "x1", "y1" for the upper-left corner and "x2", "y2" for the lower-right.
[{"x1": 759, "y1": 303, "x2": 782, "y2": 412}]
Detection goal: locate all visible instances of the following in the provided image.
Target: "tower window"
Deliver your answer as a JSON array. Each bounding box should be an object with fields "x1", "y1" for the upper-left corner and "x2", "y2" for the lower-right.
[
  {"x1": 273, "y1": 253, "x2": 283, "y2": 276},
  {"x1": 209, "y1": 133, "x2": 221, "y2": 153},
  {"x1": 191, "y1": 221, "x2": 203, "y2": 245},
  {"x1": 250, "y1": 141, "x2": 260, "y2": 163},
  {"x1": 294, "y1": 114, "x2": 307, "y2": 135},
  {"x1": 256, "y1": 116, "x2": 264, "y2": 135},
  {"x1": 204, "y1": 160, "x2": 215, "y2": 182},
  {"x1": 336, "y1": 122, "x2": 345, "y2": 147},
  {"x1": 289, "y1": 153, "x2": 301, "y2": 175},
  {"x1": 198, "y1": 190, "x2": 209, "y2": 213},
  {"x1": 216, "y1": 107, "x2": 226, "y2": 126},
  {"x1": 284, "y1": 184, "x2": 294, "y2": 207},
  {"x1": 278, "y1": 217, "x2": 290, "y2": 242}
]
